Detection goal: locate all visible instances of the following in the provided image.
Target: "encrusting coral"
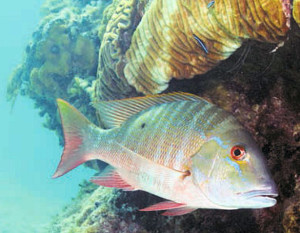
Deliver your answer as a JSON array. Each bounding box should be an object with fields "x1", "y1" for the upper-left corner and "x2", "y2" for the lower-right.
[
  {"x1": 49, "y1": 181, "x2": 147, "y2": 233},
  {"x1": 6, "y1": 0, "x2": 109, "y2": 139},
  {"x1": 30, "y1": 22, "x2": 72, "y2": 98}
]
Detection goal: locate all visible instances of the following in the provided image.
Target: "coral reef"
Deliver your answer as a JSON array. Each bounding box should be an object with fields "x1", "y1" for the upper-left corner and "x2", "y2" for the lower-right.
[
  {"x1": 48, "y1": 181, "x2": 147, "y2": 233},
  {"x1": 6, "y1": 0, "x2": 300, "y2": 232},
  {"x1": 165, "y1": 22, "x2": 300, "y2": 233},
  {"x1": 282, "y1": 177, "x2": 300, "y2": 233},
  {"x1": 95, "y1": 0, "x2": 291, "y2": 100},
  {"x1": 6, "y1": 0, "x2": 110, "y2": 141},
  {"x1": 49, "y1": 21, "x2": 300, "y2": 233},
  {"x1": 293, "y1": 0, "x2": 300, "y2": 26},
  {"x1": 94, "y1": 0, "x2": 148, "y2": 101}
]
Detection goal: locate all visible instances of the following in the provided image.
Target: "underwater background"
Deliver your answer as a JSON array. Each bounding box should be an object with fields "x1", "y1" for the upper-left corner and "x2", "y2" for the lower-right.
[
  {"x1": 0, "y1": 1, "x2": 94, "y2": 232},
  {"x1": 2, "y1": 0, "x2": 300, "y2": 232}
]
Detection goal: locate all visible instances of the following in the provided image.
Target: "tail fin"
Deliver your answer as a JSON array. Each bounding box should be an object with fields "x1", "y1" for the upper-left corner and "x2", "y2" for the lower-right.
[{"x1": 53, "y1": 99, "x2": 100, "y2": 178}]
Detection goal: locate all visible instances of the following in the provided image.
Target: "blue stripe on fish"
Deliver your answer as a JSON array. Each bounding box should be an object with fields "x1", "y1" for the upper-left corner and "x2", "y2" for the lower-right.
[
  {"x1": 207, "y1": 1, "x2": 215, "y2": 8},
  {"x1": 209, "y1": 136, "x2": 229, "y2": 149},
  {"x1": 193, "y1": 34, "x2": 208, "y2": 54},
  {"x1": 225, "y1": 157, "x2": 242, "y2": 177}
]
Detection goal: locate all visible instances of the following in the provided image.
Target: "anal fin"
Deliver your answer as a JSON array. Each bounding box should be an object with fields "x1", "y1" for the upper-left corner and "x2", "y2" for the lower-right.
[
  {"x1": 90, "y1": 166, "x2": 136, "y2": 191},
  {"x1": 162, "y1": 207, "x2": 196, "y2": 216},
  {"x1": 139, "y1": 201, "x2": 186, "y2": 211}
]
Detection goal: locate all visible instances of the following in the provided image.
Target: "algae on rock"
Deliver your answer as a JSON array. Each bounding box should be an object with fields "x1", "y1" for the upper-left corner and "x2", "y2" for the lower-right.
[{"x1": 48, "y1": 180, "x2": 147, "y2": 233}]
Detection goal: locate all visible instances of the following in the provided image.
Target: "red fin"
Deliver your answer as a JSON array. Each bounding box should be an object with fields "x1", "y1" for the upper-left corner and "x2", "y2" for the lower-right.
[
  {"x1": 139, "y1": 201, "x2": 186, "y2": 211},
  {"x1": 162, "y1": 207, "x2": 196, "y2": 216},
  {"x1": 52, "y1": 99, "x2": 100, "y2": 178},
  {"x1": 90, "y1": 166, "x2": 136, "y2": 191}
]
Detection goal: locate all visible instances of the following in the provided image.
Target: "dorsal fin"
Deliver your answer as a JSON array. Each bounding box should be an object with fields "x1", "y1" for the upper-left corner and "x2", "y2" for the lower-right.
[{"x1": 93, "y1": 92, "x2": 204, "y2": 128}]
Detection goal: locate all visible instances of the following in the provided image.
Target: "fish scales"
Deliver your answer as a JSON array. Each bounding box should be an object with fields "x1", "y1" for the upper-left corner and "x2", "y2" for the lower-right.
[
  {"x1": 196, "y1": 105, "x2": 230, "y2": 134},
  {"x1": 114, "y1": 101, "x2": 207, "y2": 171},
  {"x1": 54, "y1": 93, "x2": 278, "y2": 214},
  {"x1": 153, "y1": 102, "x2": 195, "y2": 167},
  {"x1": 211, "y1": 109, "x2": 231, "y2": 132},
  {"x1": 96, "y1": 146, "x2": 179, "y2": 199},
  {"x1": 209, "y1": 114, "x2": 244, "y2": 137},
  {"x1": 117, "y1": 103, "x2": 175, "y2": 166}
]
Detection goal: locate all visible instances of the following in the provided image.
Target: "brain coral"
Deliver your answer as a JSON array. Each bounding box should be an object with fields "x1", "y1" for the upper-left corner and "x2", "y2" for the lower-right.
[
  {"x1": 124, "y1": 0, "x2": 291, "y2": 94},
  {"x1": 95, "y1": 0, "x2": 291, "y2": 100},
  {"x1": 94, "y1": 0, "x2": 146, "y2": 101},
  {"x1": 293, "y1": 0, "x2": 300, "y2": 26}
]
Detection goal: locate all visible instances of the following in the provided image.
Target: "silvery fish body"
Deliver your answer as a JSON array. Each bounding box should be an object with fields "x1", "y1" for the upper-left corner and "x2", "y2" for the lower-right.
[{"x1": 53, "y1": 93, "x2": 277, "y2": 216}]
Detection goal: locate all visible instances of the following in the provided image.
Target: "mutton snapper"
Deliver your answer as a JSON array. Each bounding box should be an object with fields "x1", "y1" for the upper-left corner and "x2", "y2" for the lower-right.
[{"x1": 53, "y1": 92, "x2": 277, "y2": 216}]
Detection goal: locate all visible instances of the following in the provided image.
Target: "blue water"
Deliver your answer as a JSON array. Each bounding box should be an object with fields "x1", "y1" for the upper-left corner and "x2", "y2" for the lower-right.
[{"x1": 0, "y1": 1, "x2": 94, "y2": 232}]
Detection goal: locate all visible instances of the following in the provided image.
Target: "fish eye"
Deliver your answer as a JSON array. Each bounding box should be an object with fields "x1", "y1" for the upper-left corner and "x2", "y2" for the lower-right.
[{"x1": 230, "y1": 145, "x2": 246, "y2": 160}]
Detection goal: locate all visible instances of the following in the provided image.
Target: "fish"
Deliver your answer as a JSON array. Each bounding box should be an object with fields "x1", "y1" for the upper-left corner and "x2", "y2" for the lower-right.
[
  {"x1": 207, "y1": 1, "x2": 215, "y2": 8},
  {"x1": 53, "y1": 92, "x2": 278, "y2": 216},
  {"x1": 193, "y1": 34, "x2": 208, "y2": 54}
]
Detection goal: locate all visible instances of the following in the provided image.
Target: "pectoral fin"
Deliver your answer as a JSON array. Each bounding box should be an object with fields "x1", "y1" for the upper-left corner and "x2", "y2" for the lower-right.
[
  {"x1": 139, "y1": 201, "x2": 186, "y2": 211},
  {"x1": 90, "y1": 166, "x2": 137, "y2": 191},
  {"x1": 140, "y1": 201, "x2": 196, "y2": 216},
  {"x1": 162, "y1": 207, "x2": 196, "y2": 216}
]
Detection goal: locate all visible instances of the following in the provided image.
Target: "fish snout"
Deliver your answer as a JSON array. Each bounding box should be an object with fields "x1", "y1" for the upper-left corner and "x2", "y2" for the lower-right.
[
  {"x1": 256, "y1": 175, "x2": 278, "y2": 196},
  {"x1": 261, "y1": 179, "x2": 278, "y2": 196},
  {"x1": 236, "y1": 180, "x2": 278, "y2": 208}
]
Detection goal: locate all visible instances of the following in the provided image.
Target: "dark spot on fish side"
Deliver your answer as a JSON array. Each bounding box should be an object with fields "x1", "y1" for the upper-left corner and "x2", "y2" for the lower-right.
[{"x1": 141, "y1": 123, "x2": 146, "y2": 128}]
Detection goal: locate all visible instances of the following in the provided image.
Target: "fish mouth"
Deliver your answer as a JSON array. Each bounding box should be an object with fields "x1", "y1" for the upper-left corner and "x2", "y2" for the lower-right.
[
  {"x1": 237, "y1": 189, "x2": 278, "y2": 208},
  {"x1": 240, "y1": 189, "x2": 278, "y2": 198}
]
